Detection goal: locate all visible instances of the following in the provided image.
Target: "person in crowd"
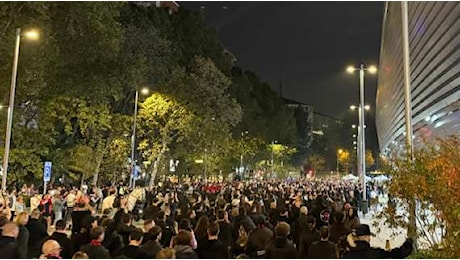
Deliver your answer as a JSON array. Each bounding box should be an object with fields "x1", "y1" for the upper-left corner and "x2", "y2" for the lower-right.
[
  {"x1": 15, "y1": 211, "x2": 29, "y2": 258},
  {"x1": 72, "y1": 215, "x2": 97, "y2": 252},
  {"x1": 71, "y1": 201, "x2": 92, "y2": 235},
  {"x1": 173, "y1": 230, "x2": 198, "y2": 259},
  {"x1": 65, "y1": 190, "x2": 76, "y2": 223},
  {"x1": 80, "y1": 226, "x2": 110, "y2": 259},
  {"x1": 246, "y1": 215, "x2": 273, "y2": 258},
  {"x1": 233, "y1": 206, "x2": 256, "y2": 237},
  {"x1": 52, "y1": 193, "x2": 64, "y2": 225},
  {"x1": 0, "y1": 222, "x2": 21, "y2": 258},
  {"x1": 39, "y1": 194, "x2": 53, "y2": 228},
  {"x1": 196, "y1": 221, "x2": 230, "y2": 259},
  {"x1": 293, "y1": 205, "x2": 309, "y2": 246},
  {"x1": 100, "y1": 218, "x2": 124, "y2": 257},
  {"x1": 39, "y1": 239, "x2": 62, "y2": 259},
  {"x1": 298, "y1": 216, "x2": 320, "y2": 258},
  {"x1": 72, "y1": 251, "x2": 89, "y2": 259},
  {"x1": 193, "y1": 215, "x2": 209, "y2": 247},
  {"x1": 48, "y1": 219, "x2": 74, "y2": 259},
  {"x1": 343, "y1": 224, "x2": 413, "y2": 258},
  {"x1": 15, "y1": 196, "x2": 25, "y2": 215},
  {"x1": 308, "y1": 225, "x2": 338, "y2": 258},
  {"x1": 216, "y1": 210, "x2": 233, "y2": 251},
  {"x1": 26, "y1": 209, "x2": 49, "y2": 258},
  {"x1": 265, "y1": 221, "x2": 297, "y2": 259},
  {"x1": 140, "y1": 225, "x2": 163, "y2": 258},
  {"x1": 120, "y1": 228, "x2": 148, "y2": 258},
  {"x1": 345, "y1": 207, "x2": 360, "y2": 230},
  {"x1": 118, "y1": 212, "x2": 137, "y2": 246},
  {"x1": 157, "y1": 248, "x2": 176, "y2": 259},
  {"x1": 173, "y1": 218, "x2": 197, "y2": 249},
  {"x1": 142, "y1": 218, "x2": 155, "y2": 244}
]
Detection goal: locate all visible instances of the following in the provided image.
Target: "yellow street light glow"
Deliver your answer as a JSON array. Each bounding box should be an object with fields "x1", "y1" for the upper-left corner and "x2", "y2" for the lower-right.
[
  {"x1": 368, "y1": 66, "x2": 377, "y2": 74},
  {"x1": 352, "y1": 124, "x2": 357, "y2": 128},
  {"x1": 346, "y1": 66, "x2": 355, "y2": 73},
  {"x1": 350, "y1": 105, "x2": 357, "y2": 110},
  {"x1": 338, "y1": 149, "x2": 343, "y2": 154},
  {"x1": 23, "y1": 30, "x2": 39, "y2": 40},
  {"x1": 364, "y1": 105, "x2": 371, "y2": 110},
  {"x1": 141, "y1": 88, "x2": 149, "y2": 95}
]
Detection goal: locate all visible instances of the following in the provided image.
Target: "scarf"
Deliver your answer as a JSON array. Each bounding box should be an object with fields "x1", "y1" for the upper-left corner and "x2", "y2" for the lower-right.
[{"x1": 90, "y1": 239, "x2": 102, "y2": 246}]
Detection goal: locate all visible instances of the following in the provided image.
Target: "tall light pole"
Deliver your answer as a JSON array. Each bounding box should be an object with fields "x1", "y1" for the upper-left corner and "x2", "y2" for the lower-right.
[
  {"x1": 130, "y1": 87, "x2": 149, "y2": 189},
  {"x1": 2, "y1": 28, "x2": 39, "y2": 191},
  {"x1": 347, "y1": 64, "x2": 376, "y2": 214},
  {"x1": 271, "y1": 140, "x2": 277, "y2": 178},
  {"x1": 336, "y1": 149, "x2": 343, "y2": 174}
]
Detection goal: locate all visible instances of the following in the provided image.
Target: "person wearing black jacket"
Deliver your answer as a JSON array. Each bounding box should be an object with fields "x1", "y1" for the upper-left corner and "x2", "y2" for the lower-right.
[
  {"x1": 196, "y1": 222, "x2": 230, "y2": 259},
  {"x1": 298, "y1": 216, "x2": 320, "y2": 258},
  {"x1": 101, "y1": 218, "x2": 124, "y2": 257},
  {"x1": 48, "y1": 220, "x2": 74, "y2": 259},
  {"x1": 26, "y1": 209, "x2": 49, "y2": 258},
  {"x1": 80, "y1": 226, "x2": 110, "y2": 259},
  {"x1": 0, "y1": 222, "x2": 21, "y2": 259},
  {"x1": 265, "y1": 221, "x2": 297, "y2": 259},
  {"x1": 140, "y1": 226, "x2": 163, "y2": 258},
  {"x1": 173, "y1": 230, "x2": 198, "y2": 259},
  {"x1": 120, "y1": 229, "x2": 149, "y2": 258},
  {"x1": 308, "y1": 226, "x2": 338, "y2": 258},
  {"x1": 246, "y1": 216, "x2": 273, "y2": 259},
  {"x1": 216, "y1": 210, "x2": 233, "y2": 250},
  {"x1": 342, "y1": 224, "x2": 413, "y2": 259}
]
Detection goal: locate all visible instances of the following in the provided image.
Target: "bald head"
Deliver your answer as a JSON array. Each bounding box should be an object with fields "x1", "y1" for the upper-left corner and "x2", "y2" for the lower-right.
[
  {"x1": 42, "y1": 240, "x2": 61, "y2": 256},
  {"x1": 1, "y1": 222, "x2": 19, "y2": 238}
]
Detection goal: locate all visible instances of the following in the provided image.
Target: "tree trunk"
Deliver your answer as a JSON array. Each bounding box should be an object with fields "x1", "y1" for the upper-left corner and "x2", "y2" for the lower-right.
[{"x1": 149, "y1": 143, "x2": 167, "y2": 188}]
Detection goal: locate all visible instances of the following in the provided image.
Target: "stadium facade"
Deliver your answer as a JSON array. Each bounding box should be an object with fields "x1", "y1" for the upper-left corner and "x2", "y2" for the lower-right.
[{"x1": 376, "y1": 2, "x2": 460, "y2": 155}]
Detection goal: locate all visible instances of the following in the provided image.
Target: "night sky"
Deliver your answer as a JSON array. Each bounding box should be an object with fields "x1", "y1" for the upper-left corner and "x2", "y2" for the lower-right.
[{"x1": 181, "y1": 1, "x2": 384, "y2": 118}]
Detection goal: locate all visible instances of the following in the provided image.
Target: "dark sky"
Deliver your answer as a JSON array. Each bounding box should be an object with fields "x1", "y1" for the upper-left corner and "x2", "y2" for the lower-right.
[{"x1": 181, "y1": 1, "x2": 384, "y2": 117}]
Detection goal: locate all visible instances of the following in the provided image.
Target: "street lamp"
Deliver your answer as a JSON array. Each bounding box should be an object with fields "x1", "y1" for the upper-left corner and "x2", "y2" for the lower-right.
[
  {"x1": 2, "y1": 28, "x2": 39, "y2": 191},
  {"x1": 129, "y1": 87, "x2": 149, "y2": 189},
  {"x1": 336, "y1": 149, "x2": 343, "y2": 174},
  {"x1": 346, "y1": 63, "x2": 377, "y2": 214}
]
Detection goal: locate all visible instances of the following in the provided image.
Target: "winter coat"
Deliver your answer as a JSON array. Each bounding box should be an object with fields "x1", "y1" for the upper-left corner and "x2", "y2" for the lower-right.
[
  {"x1": 49, "y1": 232, "x2": 74, "y2": 259},
  {"x1": 26, "y1": 218, "x2": 48, "y2": 258},
  {"x1": 246, "y1": 227, "x2": 274, "y2": 258},
  {"x1": 174, "y1": 245, "x2": 198, "y2": 259},
  {"x1": 120, "y1": 245, "x2": 149, "y2": 259},
  {"x1": 308, "y1": 240, "x2": 338, "y2": 258},
  {"x1": 140, "y1": 240, "x2": 162, "y2": 258},
  {"x1": 265, "y1": 237, "x2": 297, "y2": 259},
  {"x1": 342, "y1": 239, "x2": 413, "y2": 259},
  {"x1": 16, "y1": 225, "x2": 29, "y2": 259},
  {"x1": 196, "y1": 239, "x2": 230, "y2": 259},
  {"x1": 0, "y1": 236, "x2": 21, "y2": 259},
  {"x1": 298, "y1": 227, "x2": 320, "y2": 258},
  {"x1": 80, "y1": 244, "x2": 111, "y2": 259}
]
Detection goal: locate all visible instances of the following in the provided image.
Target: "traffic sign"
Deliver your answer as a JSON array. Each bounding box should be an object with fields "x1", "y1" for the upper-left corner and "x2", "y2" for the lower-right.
[{"x1": 44, "y1": 161, "x2": 52, "y2": 182}]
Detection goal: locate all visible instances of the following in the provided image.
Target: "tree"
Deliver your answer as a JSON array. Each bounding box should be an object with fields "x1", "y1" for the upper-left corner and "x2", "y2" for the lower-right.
[
  {"x1": 305, "y1": 154, "x2": 326, "y2": 173},
  {"x1": 365, "y1": 150, "x2": 375, "y2": 168},
  {"x1": 338, "y1": 149, "x2": 352, "y2": 174},
  {"x1": 374, "y1": 136, "x2": 460, "y2": 257}
]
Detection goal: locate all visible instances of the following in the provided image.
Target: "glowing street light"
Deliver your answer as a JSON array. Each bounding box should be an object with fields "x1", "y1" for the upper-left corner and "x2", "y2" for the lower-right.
[
  {"x1": 336, "y1": 149, "x2": 343, "y2": 174},
  {"x1": 345, "y1": 63, "x2": 377, "y2": 214},
  {"x1": 2, "y1": 28, "x2": 39, "y2": 191}
]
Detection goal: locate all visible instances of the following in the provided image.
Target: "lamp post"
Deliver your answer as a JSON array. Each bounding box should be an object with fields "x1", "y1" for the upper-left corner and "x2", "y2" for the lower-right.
[
  {"x1": 2, "y1": 28, "x2": 39, "y2": 191},
  {"x1": 129, "y1": 87, "x2": 149, "y2": 189},
  {"x1": 336, "y1": 149, "x2": 343, "y2": 174},
  {"x1": 347, "y1": 64, "x2": 376, "y2": 214}
]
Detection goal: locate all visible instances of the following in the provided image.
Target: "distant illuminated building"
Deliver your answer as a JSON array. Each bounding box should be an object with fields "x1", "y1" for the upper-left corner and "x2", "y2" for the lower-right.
[{"x1": 376, "y1": 2, "x2": 460, "y2": 155}]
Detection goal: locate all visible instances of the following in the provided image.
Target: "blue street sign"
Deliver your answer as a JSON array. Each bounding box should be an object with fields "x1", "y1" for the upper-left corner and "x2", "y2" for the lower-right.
[
  {"x1": 133, "y1": 166, "x2": 140, "y2": 179},
  {"x1": 44, "y1": 161, "x2": 52, "y2": 182}
]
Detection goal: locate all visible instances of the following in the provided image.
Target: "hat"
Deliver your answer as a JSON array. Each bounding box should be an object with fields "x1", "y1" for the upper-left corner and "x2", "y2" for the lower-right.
[{"x1": 354, "y1": 224, "x2": 375, "y2": 236}]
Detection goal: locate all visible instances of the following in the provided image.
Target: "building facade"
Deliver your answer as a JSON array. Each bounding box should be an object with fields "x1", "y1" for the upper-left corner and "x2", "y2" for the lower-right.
[{"x1": 376, "y1": 2, "x2": 460, "y2": 155}]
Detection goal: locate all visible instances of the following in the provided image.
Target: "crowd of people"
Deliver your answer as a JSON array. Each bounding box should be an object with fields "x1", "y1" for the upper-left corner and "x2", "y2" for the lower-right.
[{"x1": 0, "y1": 178, "x2": 413, "y2": 259}]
